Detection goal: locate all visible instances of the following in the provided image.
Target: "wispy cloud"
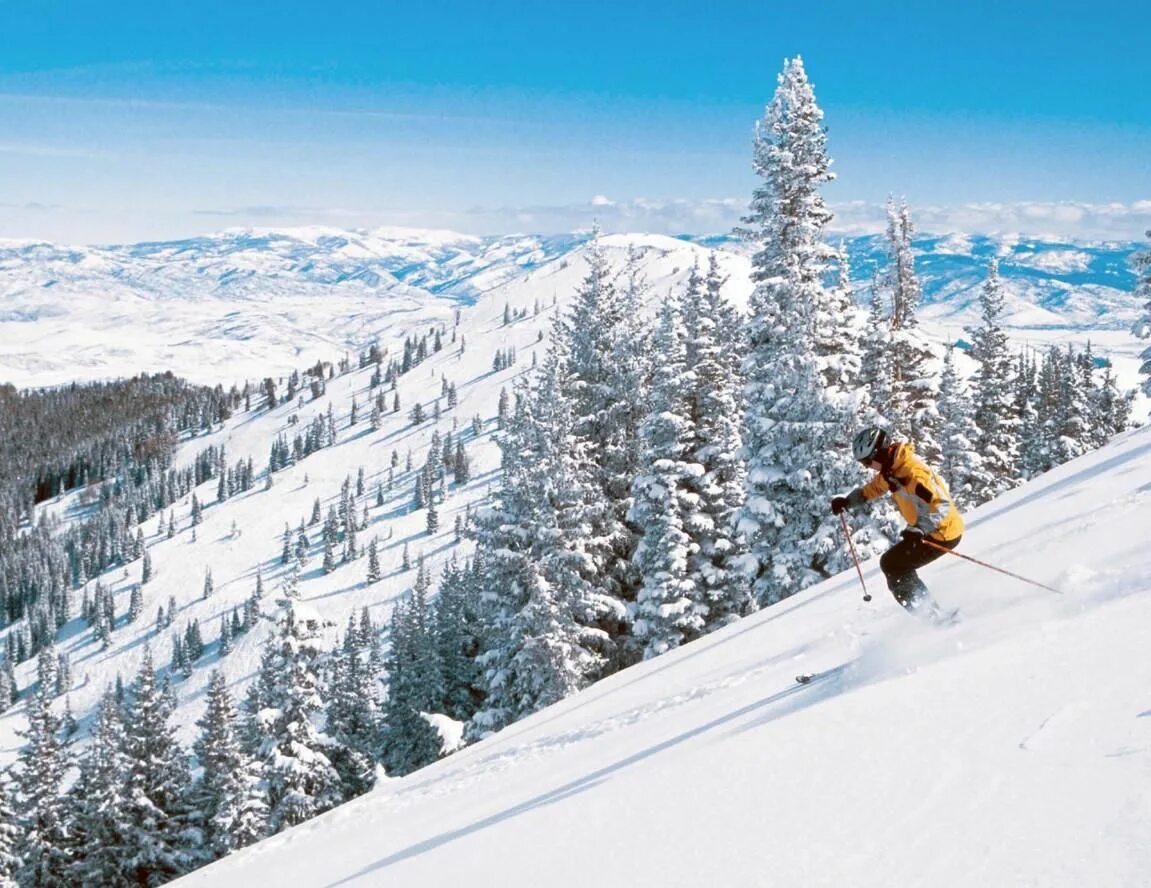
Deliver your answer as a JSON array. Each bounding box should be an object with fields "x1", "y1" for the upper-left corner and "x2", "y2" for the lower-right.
[
  {"x1": 0, "y1": 89, "x2": 491, "y2": 126},
  {"x1": 456, "y1": 196, "x2": 1151, "y2": 241},
  {"x1": 0, "y1": 201, "x2": 62, "y2": 212},
  {"x1": 830, "y1": 200, "x2": 1151, "y2": 241},
  {"x1": 0, "y1": 141, "x2": 116, "y2": 159},
  {"x1": 194, "y1": 205, "x2": 315, "y2": 219},
  {"x1": 193, "y1": 205, "x2": 398, "y2": 222},
  {"x1": 462, "y1": 196, "x2": 747, "y2": 236},
  {"x1": 0, "y1": 90, "x2": 227, "y2": 113}
]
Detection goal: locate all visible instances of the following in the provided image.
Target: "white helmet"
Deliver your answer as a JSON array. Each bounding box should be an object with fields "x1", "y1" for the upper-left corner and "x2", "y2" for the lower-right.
[{"x1": 852, "y1": 427, "x2": 890, "y2": 463}]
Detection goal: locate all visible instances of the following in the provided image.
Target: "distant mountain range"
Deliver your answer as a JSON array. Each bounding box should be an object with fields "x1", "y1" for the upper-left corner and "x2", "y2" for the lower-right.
[{"x1": 0, "y1": 226, "x2": 1142, "y2": 388}]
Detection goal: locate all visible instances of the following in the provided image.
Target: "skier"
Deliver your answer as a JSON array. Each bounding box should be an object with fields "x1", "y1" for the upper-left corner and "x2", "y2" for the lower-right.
[{"x1": 831, "y1": 427, "x2": 964, "y2": 620}]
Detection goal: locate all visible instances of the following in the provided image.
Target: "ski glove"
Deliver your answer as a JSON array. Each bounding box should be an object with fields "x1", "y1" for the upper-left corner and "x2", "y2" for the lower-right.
[
  {"x1": 831, "y1": 496, "x2": 849, "y2": 516},
  {"x1": 901, "y1": 527, "x2": 925, "y2": 543}
]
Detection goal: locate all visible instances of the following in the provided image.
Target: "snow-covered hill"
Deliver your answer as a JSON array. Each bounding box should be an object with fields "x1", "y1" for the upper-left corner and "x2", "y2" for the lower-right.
[
  {"x1": 0, "y1": 226, "x2": 1143, "y2": 389},
  {"x1": 170, "y1": 421, "x2": 1151, "y2": 888}
]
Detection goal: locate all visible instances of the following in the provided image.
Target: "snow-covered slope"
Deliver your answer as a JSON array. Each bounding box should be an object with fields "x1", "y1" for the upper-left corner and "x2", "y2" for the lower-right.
[
  {"x1": 172, "y1": 423, "x2": 1151, "y2": 888},
  {"x1": 0, "y1": 226, "x2": 1143, "y2": 389}
]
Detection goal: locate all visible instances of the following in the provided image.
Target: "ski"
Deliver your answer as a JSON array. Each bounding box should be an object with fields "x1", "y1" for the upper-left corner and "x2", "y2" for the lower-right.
[{"x1": 794, "y1": 662, "x2": 853, "y2": 685}]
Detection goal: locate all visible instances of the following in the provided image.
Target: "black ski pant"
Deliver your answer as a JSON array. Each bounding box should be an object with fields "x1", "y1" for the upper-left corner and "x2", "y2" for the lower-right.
[{"x1": 879, "y1": 534, "x2": 961, "y2": 612}]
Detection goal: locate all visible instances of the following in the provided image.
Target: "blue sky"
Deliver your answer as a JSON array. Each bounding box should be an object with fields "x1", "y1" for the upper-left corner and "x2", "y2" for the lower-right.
[{"x1": 1, "y1": 0, "x2": 1148, "y2": 243}]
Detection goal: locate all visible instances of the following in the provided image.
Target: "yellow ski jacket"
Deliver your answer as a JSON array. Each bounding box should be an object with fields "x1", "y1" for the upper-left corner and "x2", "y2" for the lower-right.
[{"x1": 847, "y1": 441, "x2": 964, "y2": 542}]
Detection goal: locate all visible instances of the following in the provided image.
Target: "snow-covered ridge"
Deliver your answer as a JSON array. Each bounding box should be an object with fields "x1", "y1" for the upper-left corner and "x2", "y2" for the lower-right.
[{"x1": 0, "y1": 225, "x2": 1142, "y2": 389}]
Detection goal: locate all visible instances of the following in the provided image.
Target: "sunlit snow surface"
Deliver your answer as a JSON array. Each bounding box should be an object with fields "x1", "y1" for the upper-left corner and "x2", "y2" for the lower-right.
[{"x1": 169, "y1": 425, "x2": 1151, "y2": 888}]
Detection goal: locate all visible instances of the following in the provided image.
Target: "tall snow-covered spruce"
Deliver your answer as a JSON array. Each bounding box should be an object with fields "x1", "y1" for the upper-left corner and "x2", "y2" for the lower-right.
[
  {"x1": 737, "y1": 56, "x2": 863, "y2": 605},
  {"x1": 556, "y1": 233, "x2": 651, "y2": 663},
  {"x1": 879, "y1": 197, "x2": 942, "y2": 464},
  {"x1": 936, "y1": 345, "x2": 982, "y2": 509},
  {"x1": 242, "y1": 608, "x2": 342, "y2": 834},
  {"x1": 968, "y1": 259, "x2": 1019, "y2": 501},
  {"x1": 469, "y1": 347, "x2": 610, "y2": 736},
  {"x1": 629, "y1": 291, "x2": 702, "y2": 658},
  {"x1": 681, "y1": 256, "x2": 753, "y2": 628},
  {"x1": 193, "y1": 669, "x2": 268, "y2": 858}
]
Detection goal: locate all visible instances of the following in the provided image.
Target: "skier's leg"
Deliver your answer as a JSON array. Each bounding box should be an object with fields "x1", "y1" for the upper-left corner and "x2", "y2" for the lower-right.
[{"x1": 880, "y1": 539, "x2": 939, "y2": 615}]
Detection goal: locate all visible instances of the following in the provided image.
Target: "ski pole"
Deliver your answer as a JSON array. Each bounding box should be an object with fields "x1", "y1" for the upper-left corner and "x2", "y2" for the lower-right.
[
  {"x1": 922, "y1": 539, "x2": 1063, "y2": 595},
  {"x1": 840, "y1": 513, "x2": 870, "y2": 602}
]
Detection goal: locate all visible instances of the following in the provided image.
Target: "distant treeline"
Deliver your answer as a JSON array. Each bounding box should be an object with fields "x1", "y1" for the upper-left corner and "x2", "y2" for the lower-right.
[{"x1": 0, "y1": 373, "x2": 243, "y2": 661}]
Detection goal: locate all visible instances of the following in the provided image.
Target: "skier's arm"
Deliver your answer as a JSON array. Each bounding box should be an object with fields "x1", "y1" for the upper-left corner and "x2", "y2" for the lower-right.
[
  {"x1": 838, "y1": 479, "x2": 880, "y2": 513},
  {"x1": 854, "y1": 473, "x2": 891, "y2": 506}
]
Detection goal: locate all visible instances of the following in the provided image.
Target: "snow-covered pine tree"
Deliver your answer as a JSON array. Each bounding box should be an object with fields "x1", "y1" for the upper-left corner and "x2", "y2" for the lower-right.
[
  {"x1": 555, "y1": 230, "x2": 649, "y2": 661},
  {"x1": 469, "y1": 348, "x2": 610, "y2": 736},
  {"x1": 881, "y1": 198, "x2": 942, "y2": 464},
  {"x1": 0, "y1": 669, "x2": 10, "y2": 717},
  {"x1": 244, "y1": 608, "x2": 343, "y2": 834},
  {"x1": 1090, "y1": 362, "x2": 1134, "y2": 446},
  {"x1": 811, "y1": 240, "x2": 863, "y2": 393},
  {"x1": 433, "y1": 555, "x2": 480, "y2": 721},
  {"x1": 1014, "y1": 349, "x2": 1046, "y2": 480},
  {"x1": 218, "y1": 614, "x2": 233, "y2": 656},
  {"x1": 322, "y1": 510, "x2": 338, "y2": 575},
  {"x1": 366, "y1": 537, "x2": 382, "y2": 584},
  {"x1": 381, "y1": 584, "x2": 443, "y2": 776},
  {"x1": 11, "y1": 689, "x2": 72, "y2": 887},
  {"x1": 453, "y1": 441, "x2": 471, "y2": 485},
  {"x1": 967, "y1": 259, "x2": 1019, "y2": 503},
  {"x1": 121, "y1": 647, "x2": 198, "y2": 883},
  {"x1": 1131, "y1": 230, "x2": 1151, "y2": 404},
  {"x1": 859, "y1": 277, "x2": 895, "y2": 425},
  {"x1": 934, "y1": 342, "x2": 980, "y2": 506},
  {"x1": 629, "y1": 293, "x2": 704, "y2": 659},
  {"x1": 0, "y1": 774, "x2": 19, "y2": 886},
  {"x1": 192, "y1": 670, "x2": 267, "y2": 858},
  {"x1": 681, "y1": 254, "x2": 753, "y2": 630},
  {"x1": 409, "y1": 558, "x2": 445, "y2": 708},
  {"x1": 1052, "y1": 345, "x2": 1094, "y2": 466},
  {"x1": 736, "y1": 56, "x2": 863, "y2": 604},
  {"x1": 67, "y1": 689, "x2": 134, "y2": 885},
  {"x1": 36, "y1": 645, "x2": 57, "y2": 699},
  {"x1": 497, "y1": 387, "x2": 509, "y2": 429},
  {"x1": 325, "y1": 620, "x2": 381, "y2": 798},
  {"x1": 128, "y1": 584, "x2": 144, "y2": 623}
]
